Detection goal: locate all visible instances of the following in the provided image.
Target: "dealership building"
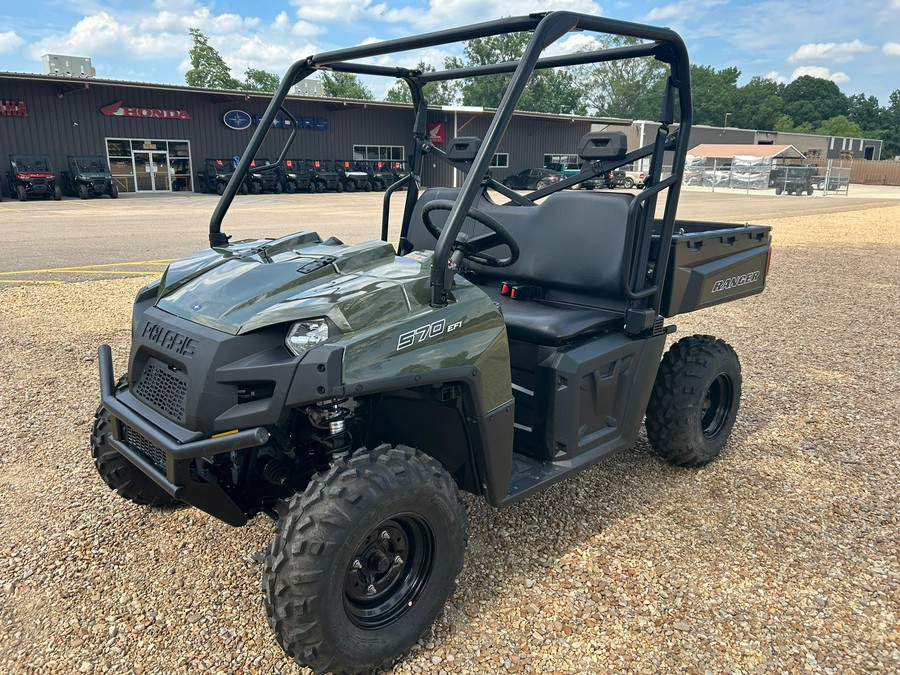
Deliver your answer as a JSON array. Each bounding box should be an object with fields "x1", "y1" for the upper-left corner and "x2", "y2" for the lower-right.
[{"x1": 0, "y1": 71, "x2": 883, "y2": 197}]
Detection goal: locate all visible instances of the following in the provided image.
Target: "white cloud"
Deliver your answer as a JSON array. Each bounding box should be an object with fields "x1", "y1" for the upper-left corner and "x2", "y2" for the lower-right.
[
  {"x1": 376, "y1": 1, "x2": 603, "y2": 31},
  {"x1": 790, "y1": 65, "x2": 850, "y2": 84},
  {"x1": 884, "y1": 42, "x2": 900, "y2": 56},
  {"x1": 292, "y1": 0, "x2": 381, "y2": 22},
  {"x1": 0, "y1": 30, "x2": 25, "y2": 54},
  {"x1": 763, "y1": 70, "x2": 788, "y2": 84},
  {"x1": 644, "y1": 0, "x2": 726, "y2": 23},
  {"x1": 789, "y1": 39, "x2": 874, "y2": 63}
]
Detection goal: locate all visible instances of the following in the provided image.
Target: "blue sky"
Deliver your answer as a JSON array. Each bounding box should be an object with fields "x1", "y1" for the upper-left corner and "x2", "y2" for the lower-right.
[{"x1": 2, "y1": 0, "x2": 899, "y2": 104}]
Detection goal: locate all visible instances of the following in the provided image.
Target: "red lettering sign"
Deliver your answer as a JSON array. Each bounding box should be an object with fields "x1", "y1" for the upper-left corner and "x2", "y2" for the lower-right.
[
  {"x1": 100, "y1": 100, "x2": 190, "y2": 120},
  {"x1": 428, "y1": 122, "x2": 444, "y2": 144},
  {"x1": 0, "y1": 100, "x2": 28, "y2": 116}
]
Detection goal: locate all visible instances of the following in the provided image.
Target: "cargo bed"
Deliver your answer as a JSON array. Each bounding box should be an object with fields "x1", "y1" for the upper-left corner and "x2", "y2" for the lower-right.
[{"x1": 655, "y1": 220, "x2": 772, "y2": 317}]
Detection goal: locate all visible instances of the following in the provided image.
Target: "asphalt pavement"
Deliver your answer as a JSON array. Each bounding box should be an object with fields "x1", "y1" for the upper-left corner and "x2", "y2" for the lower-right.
[{"x1": 2, "y1": 185, "x2": 898, "y2": 284}]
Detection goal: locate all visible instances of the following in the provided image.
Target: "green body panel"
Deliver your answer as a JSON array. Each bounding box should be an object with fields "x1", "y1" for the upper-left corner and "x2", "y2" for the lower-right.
[{"x1": 155, "y1": 232, "x2": 511, "y2": 410}]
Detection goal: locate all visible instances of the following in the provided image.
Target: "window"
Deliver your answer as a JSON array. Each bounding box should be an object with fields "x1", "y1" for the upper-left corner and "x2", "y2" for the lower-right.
[
  {"x1": 490, "y1": 153, "x2": 509, "y2": 168},
  {"x1": 543, "y1": 153, "x2": 576, "y2": 167},
  {"x1": 352, "y1": 145, "x2": 405, "y2": 161}
]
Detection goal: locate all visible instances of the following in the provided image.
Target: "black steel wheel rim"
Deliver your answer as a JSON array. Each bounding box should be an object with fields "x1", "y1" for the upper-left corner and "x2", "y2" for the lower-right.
[
  {"x1": 701, "y1": 373, "x2": 733, "y2": 438},
  {"x1": 344, "y1": 514, "x2": 435, "y2": 629}
]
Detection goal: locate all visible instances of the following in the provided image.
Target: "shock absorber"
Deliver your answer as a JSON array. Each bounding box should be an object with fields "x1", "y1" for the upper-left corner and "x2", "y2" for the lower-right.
[{"x1": 307, "y1": 399, "x2": 354, "y2": 456}]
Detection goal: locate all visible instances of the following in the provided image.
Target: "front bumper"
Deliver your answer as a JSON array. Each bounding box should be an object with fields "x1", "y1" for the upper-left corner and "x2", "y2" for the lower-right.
[{"x1": 98, "y1": 344, "x2": 270, "y2": 526}]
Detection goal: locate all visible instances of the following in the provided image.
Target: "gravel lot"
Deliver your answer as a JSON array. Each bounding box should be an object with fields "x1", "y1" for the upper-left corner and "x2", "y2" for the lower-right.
[{"x1": 1, "y1": 202, "x2": 898, "y2": 674}]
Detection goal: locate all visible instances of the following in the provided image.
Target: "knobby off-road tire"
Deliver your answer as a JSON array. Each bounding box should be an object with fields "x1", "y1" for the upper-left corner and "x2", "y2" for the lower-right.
[
  {"x1": 645, "y1": 335, "x2": 742, "y2": 467},
  {"x1": 263, "y1": 445, "x2": 466, "y2": 674},
  {"x1": 91, "y1": 375, "x2": 180, "y2": 507}
]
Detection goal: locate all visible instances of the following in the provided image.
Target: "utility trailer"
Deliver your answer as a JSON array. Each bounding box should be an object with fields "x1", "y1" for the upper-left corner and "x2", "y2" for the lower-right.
[{"x1": 94, "y1": 13, "x2": 772, "y2": 674}]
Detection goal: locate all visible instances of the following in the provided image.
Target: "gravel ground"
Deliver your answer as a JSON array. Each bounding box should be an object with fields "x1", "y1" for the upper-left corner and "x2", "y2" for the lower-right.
[{"x1": 1, "y1": 203, "x2": 898, "y2": 674}]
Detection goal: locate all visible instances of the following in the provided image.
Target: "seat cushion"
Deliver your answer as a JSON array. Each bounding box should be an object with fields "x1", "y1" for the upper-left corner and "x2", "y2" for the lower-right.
[{"x1": 481, "y1": 286, "x2": 623, "y2": 346}]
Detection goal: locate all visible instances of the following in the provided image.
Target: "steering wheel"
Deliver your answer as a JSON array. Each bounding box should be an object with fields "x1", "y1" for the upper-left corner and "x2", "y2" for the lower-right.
[{"x1": 422, "y1": 199, "x2": 519, "y2": 268}]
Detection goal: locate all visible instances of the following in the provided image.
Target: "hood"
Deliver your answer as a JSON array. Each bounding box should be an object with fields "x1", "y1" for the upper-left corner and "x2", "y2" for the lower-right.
[{"x1": 155, "y1": 233, "x2": 428, "y2": 335}]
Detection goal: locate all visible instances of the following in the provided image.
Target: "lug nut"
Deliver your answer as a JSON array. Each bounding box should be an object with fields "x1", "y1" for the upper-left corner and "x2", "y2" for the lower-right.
[
  {"x1": 352, "y1": 559, "x2": 362, "y2": 570},
  {"x1": 394, "y1": 555, "x2": 404, "y2": 566},
  {"x1": 367, "y1": 584, "x2": 376, "y2": 595},
  {"x1": 380, "y1": 531, "x2": 390, "y2": 540}
]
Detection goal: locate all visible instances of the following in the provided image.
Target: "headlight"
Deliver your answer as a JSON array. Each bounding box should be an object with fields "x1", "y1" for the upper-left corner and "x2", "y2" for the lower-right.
[{"x1": 285, "y1": 319, "x2": 330, "y2": 356}]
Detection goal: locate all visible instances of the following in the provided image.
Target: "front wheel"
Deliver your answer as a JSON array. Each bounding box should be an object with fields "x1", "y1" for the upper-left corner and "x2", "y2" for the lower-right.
[
  {"x1": 109, "y1": 183, "x2": 119, "y2": 199},
  {"x1": 78, "y1": 184, "x2": 90, "y2": 199},
  {"x1": 53, "y1": 185, "x2": 62, "y2": 201},
  {"x1": 91, "y1": 376, "x2": 180, "y2": 507},
  {"x1": 263, "y1": 445, "x2": 466, "y2": 674},
  {"x1": 17, "y1": 185, "x2": 27, "y2": 201},
  {"x1": 645, "y1": 335, "x2": 741, "y2": 467}
]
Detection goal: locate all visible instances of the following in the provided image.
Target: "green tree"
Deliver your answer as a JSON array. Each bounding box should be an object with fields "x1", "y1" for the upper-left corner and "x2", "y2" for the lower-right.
[
  {"x1": 185, "y1": 28, "x2": 241, "y2": 90},
  {"x1": 690, "y1": 65, "x2": 741, "y2": 127},
  {"x1": 816, "y1": 115, "x2": 862, "y2": 138},
  {"x1": 732, "y1": 76, "x2": 785, "y2": 130},
  {"x1": 783, "y1": 75, "x2": 848, "y2": 128},
  {"x1": 322, "y1": 72, "x2": 374, "y2": 100},
  {"x1": 881, "y1": 89, "x2": 900, "y2": 158},
  {"x1": 448, "y1": 33, "x2": 586, "y2": 114},
  {"x1": 846, "y1": 93, "x2": 883, "y2": 134},
  {"x1": 243, "y1": 68, "x2": 281, "y2": 92},
  {"x1": 384, "y1": 61, "x2": 457, "y2": 105},
  {"x1": 579, "y1": 36, "x2": 668, "y2": 119}
]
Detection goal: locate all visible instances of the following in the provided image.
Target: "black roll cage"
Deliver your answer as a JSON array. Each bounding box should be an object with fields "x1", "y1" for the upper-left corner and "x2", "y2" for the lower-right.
[{"x1": 208, "y1": 11, "x2": 693, "y2": 317}]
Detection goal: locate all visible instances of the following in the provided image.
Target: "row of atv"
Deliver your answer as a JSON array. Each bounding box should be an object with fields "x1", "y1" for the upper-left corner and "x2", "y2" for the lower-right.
[
  {"x1": 196, "y1": 158, "x2": 407, "y2": 196},
  {"x1": 1, "y1": 155, "x2": 118, "y2": 202}
]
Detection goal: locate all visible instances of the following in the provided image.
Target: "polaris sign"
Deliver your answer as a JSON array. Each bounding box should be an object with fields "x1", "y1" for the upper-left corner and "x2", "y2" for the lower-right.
[
  {"x1": 223, "y1": 110, "x2": 253, "y2": 130},
  {"x1": 223, "y1": 110, "x2": 328, "y2": 131}
]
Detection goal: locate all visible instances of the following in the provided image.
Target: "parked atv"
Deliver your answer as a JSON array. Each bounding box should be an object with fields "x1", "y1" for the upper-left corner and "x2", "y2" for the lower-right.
[
  {"x1": 771, "y1": 164, "x2": 816, "y2": 196},
  {"x1": 60, "y1": 156, "x2": 118, "y2": 199},
  {"x1": 307, "y1": 159, "x2": 341, "y2": 192},
  {"x1": 94, "y1": 13, "x2": 772, "y2": 675},
  {"x1": 335, "y1": 159, "x2": 371, "y2": 192},
  {"x1": 247, "y1": 158, "x2": 282, "y2": 194},
  {"x1": 7, "y1": 155, "x2": 61, "y2": 201},
  {"x1": 196, "y1": 159, "x2": 249, "y2": 195},
  {"x1": 355, "y1": 160, "x2": 395, "y2": 191},
  {"x1": 277, "y1": 159, "x2": 312, "y2": 194}
]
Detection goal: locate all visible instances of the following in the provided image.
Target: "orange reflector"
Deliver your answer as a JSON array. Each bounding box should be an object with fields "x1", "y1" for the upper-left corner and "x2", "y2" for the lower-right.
[{"x1": 211, "y1": 429, "x2": 239, "y2": 438}]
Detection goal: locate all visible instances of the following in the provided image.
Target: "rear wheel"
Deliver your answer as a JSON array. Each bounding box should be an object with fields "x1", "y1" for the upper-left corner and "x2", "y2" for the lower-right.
[
  {"x1": 273, "y1": 181, "x2": 283, "y2": 194},
  {"x1": 807, "y1": 185, "x2": 814, "y2": 196},
  {"x1": 645, "y1": 335, "x2": 741, "y2": 467},
  {"x1": 623, "y1": 177, "x2": 635, "y2": 189},
  {"x1": 536, "y1": 179, "x2": 551, "y2": 190},
  {"x1": 284, "y1": 181, "x2": 296, "y2": 194},
  {"x1": 109, "y1": 183, "x2": 119, "y2": 199},
  {"x1": 216, "y1": 182, "x2": 225, "y2": 195},
  {"x1": 251, "y1": 181, "x2": 262, "y2": 195},
  {"x1": 774, "y1": 185, "x2": 783, "y2": 195},
  {"x1": 16, "y1": 185, "x2": 27, "y2": 201},
  {"x1": 91, "y1": 376, "x2": 180, "y2": 507},
  {"x1": 344, "y1": 180, "x2": 355, "y2": 192},
  {"x1": 335, "y1": 181, "x2": 344, "y2": 193},
  {"x1": 263, "y1": 445, "x2": 466, "y2": 674},
  {"x1": 240, "y1": 182, "x2": 249, "y2": 195}
]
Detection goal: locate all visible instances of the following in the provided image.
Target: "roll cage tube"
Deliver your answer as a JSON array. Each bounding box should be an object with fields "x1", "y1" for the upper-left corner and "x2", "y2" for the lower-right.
[{"x1": 208, "y1": 13, "x2": 693, "y2": 317}]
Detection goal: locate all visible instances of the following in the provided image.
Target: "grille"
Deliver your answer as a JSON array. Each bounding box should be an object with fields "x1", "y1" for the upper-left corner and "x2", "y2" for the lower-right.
[
  {"x1": 134, "y1": 358, "x2": 188, "y2": 422},
  {"x1": 125, "y1": 426, "x2": 166, "y2": 469}
]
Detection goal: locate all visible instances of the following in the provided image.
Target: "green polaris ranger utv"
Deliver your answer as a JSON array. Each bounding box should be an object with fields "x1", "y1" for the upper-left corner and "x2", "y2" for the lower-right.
[{"x1": 94, "y1": 12, "x2": 772, "y2": 674}]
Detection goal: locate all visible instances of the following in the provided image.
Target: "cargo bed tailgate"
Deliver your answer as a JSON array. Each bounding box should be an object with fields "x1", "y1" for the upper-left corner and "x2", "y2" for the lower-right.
[{"x1": 658, "y1": 220, "x2": 772, "y2": 317}]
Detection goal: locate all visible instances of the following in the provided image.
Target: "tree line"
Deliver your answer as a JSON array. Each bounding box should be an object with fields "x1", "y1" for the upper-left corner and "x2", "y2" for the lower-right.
[{"x1": 186, "y1": 30, "x2": 900, "y2": 158}]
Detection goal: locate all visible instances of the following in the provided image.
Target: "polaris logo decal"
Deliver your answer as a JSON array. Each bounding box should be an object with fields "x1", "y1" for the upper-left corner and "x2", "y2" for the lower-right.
[
  {"x1": 397, "y1": 319, "x2": 462, "y2": 351},
  {"x1": 142, "y1": 321, "x2": 197, "y2": 356},
  {"x1": 711, "y1": 271, "x2": 760, "y2": 293}
]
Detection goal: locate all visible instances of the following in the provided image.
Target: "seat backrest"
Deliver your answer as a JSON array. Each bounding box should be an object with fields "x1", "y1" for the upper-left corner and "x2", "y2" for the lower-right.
[{"x1": 406, "y1": 188, "x2": 634, "y2": 308}]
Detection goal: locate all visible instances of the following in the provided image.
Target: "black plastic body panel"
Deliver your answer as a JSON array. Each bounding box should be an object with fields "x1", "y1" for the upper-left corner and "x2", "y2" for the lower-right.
[
  {"x1": 499, "y1": 332, "x2": 666, "y2": 506},
  {"x1": 658, "y1": 221, "x2": 772, "y2": 317}
]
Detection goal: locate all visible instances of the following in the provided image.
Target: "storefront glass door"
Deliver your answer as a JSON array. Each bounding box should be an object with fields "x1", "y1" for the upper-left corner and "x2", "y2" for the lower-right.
[{"x1": 133, "y1": 150, "x2": 169, "y2": 191}]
